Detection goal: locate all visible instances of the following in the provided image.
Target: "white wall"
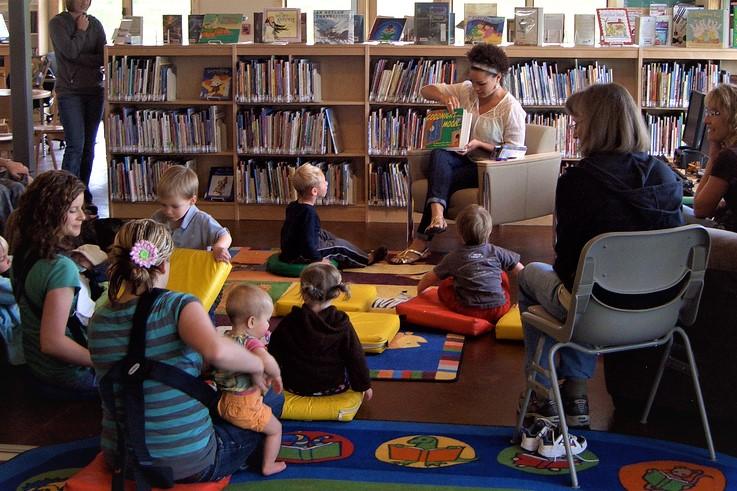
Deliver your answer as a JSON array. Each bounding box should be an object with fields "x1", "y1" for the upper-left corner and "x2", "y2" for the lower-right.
[{"x1": 192, "y1": 0, "x2": 282, "y2": 14}]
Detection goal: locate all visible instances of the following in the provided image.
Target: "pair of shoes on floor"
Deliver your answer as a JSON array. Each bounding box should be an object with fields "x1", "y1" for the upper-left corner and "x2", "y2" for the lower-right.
[
  {"x1": 518, "y1": 391, "x2": 591, "y2": 428},
  {"x1": 388, "y1": 247, "x2": 430, "y2": 265},
  {"x1": 424, "y1": 216, "x2": 447, "y2": 235},
  {"x1": 367, "y1": 246, "x2": 388, "y2": 265},
  {"x1": 520, "y1": 417, "x2": 588, "y2": 459}
]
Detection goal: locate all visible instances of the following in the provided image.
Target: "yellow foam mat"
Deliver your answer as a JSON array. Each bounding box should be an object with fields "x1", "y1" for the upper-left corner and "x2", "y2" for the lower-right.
[
  {"x1": 275, "y1": 283, "x2": 378, "y2": 317},
  {"x1": 166, "y1": 248, "x2": 232, "y2": 311},
  {"x1": 495, "y1": 305, "x2": 523, "y2": 341},
  {"x1": 348, "y1": 311, "x2": 401, "y2": 354},
  {"x1": 281, "y1": 390, "x2": 364, "y2": 422}
]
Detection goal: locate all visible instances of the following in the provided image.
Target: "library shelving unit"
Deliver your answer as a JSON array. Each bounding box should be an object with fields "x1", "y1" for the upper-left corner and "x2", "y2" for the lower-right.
[{"x1": 104, "y1": 44, "x2": 737, "y2": 224}]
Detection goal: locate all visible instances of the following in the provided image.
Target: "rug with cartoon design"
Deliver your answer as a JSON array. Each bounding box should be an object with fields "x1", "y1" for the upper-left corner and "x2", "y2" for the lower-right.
[{"x1": 2, "y1": 419, "x2": 734, "y2": 490}]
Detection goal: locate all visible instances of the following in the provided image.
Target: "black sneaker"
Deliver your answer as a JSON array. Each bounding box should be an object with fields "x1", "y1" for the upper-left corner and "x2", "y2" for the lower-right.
[
  {"x1": 518, "y1": 392, "x2": 560, "y2": 424},
  {"x1": 564, "y1": 396, "x2": 590, "y2": 428}
]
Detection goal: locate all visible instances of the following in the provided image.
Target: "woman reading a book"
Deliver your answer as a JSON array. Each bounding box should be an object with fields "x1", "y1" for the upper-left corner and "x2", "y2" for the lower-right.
[
  {"x1": 49, "y1": 0, "x2": 106, "y2": 216},
  {"x1": 390, "y1": 44, "x2": 526, "y2": 265},
  {"x1": 693, "y1": 84, "x2": 737, "y2": 232}
]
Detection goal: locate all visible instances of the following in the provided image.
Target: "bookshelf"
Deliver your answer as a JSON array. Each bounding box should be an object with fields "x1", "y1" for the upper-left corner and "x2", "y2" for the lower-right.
[{"x1": 105, "y1": 44, "x2": 737, "y2": 223}]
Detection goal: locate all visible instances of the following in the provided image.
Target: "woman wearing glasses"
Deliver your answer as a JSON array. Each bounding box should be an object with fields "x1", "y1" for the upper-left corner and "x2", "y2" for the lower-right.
[
  {"x1": 693, "y1": 84, "x2": 737, "y2": 231},
  {"x1": 390, "y1": 43, "x2": 526, "y2": 264}
]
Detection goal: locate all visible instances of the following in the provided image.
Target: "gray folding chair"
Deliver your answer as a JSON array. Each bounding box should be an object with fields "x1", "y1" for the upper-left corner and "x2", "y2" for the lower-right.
[{"x1": 516, "y1": 225, "x2": 715, "y2": 488}]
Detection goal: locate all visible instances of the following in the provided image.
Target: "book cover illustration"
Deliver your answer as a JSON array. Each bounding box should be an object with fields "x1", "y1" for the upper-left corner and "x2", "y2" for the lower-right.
[
  {"x1": 200, "y1": 67, "x2": 232, "y2": 100},
  {"x1": 465, "y1": 16, "x2": 504, "y2": 45},
  {"x1": 162, "y1": 15, "x2": 182, "y2": 44},
  {"x1": 597, "y1": 8, "x2": 633, "y2": 45},
  {"x1": 672, "y1": 5, "x2": 700, "y2": 47},
  {"x1": 464, "y1": 3, "x2": 498, "y2": 19},
  {"x1": 514, "y1": 7, "x2": 543, "y2": 46},
  {"x1": 354, "y1": 14, "x2": 365, "y2": 43},
  {"x1": 636, "y1": 16, "x2": 656, "y2": 47},
  {"x1": 239, "y1": 15, "x2": 253, "y2": 43},
  {"x1": 415, "y1": 2, "x2": 451, "y2": 45},
  {"x1": 686, "y1": 9, "x2": 727, "y2": 48},
  {"x1": 368, "y1": 17, "x2": 406, "y2": 42},
  {"x1": 654, "y1": 15, "x2": 671, "y2": 46},
  {"x1": 263, "y1": 8, "x2": 301, "y2": 43},
  {"x1": 198, "y1": 14, "x2": 241, "y2": 44},
  {"x1": 574, "y1": 14, "x2": 596, "y2": 46},
  {"x1": 544, "y1": 13, "x2": 565, "y2": 44},
  {"x1": 205, "y1": 167, "x2": 234, "y2": 201},
  {"x1": 421, "y1": 108, "x2": 472, "y2": 151},
  {"x1": 188, "y1": 14, "x2": 205, "y2": 44},
  {"x1": 314, "y1": 10, "x2": 354, "y2": 44}
]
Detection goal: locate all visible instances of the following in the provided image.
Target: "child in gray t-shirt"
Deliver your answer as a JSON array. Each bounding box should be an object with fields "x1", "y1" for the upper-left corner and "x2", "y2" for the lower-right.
[{"x1": 417, "y1": 204, "x2": 523, "y2": 322}]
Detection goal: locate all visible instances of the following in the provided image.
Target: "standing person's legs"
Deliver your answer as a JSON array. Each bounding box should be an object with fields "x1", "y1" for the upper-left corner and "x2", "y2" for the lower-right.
[
  {"x1": 80, "y1": 92, "x2": 104, "y2": 205},
  {"x1": 58, "y1": 94, "x2": 85, "y2": 180}
]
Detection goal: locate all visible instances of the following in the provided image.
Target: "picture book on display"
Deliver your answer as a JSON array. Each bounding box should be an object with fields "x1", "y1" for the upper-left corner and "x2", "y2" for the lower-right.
[
  {"x1": 314, "y1": 10, "x2": 354, "y2": 44},
  {"x1": 514, "y1": 7, "x2": 544, "y2": 46},
  {"x1": 597, "y1": 8, "x2": 633, "y2": 45},
  {"x1": 239, "y1": 15, "x2": 253, "y2": 43},
  {"x1": 415, "y1": 2, "x2": 452, "y2": 45},
  {"x1": 686, "y1": 9, "x2": 728, "y2": 48},
  {"x1": 464, "y1": 16, "x2": 504, "y2": 45},
  {"x1": 200, "y1": 67, "x2": 232, "y2": 100},
  {"x1": 198, "y1": 14, "x2": 241, "y2": 43},
  {"x1": 162, "y1": 15, "x2": 182, "y2": 44},
  {"x1": 354, "y1": 14, "x2": 365, "y2": 43},
  {"x1": 626, "y1": 7, "x2": 644, "y2": 40},
  {"x1": 421, "y1": 109, "x2": 472, "y2": 151},
  {"x1": 574, "y1": 14, "x2": 596, "y2": 46},
  {"x1": 672, "y1": 4, "x2": 701, "y2": 47},
  {"x1": 464, "y1": 3, "x2": 497, "y2": 19},
  {"x1": 205, "y1": 167, "x2": 234, "y2": 201},
  {"x1": 636, "y1": 16, "x2": 656, "y2": 47},
  {"x1": 544, "y1": 13, "x2": 564, "y2": 44},
  {"x1": 188, "y1": 14, "x2": 205, "y2": 44},
  {"x1": 368, "y1": 17, "x2": 406, "y2": 42},
  {"x1": 263, "y1": 8, "x2": 301, "y2": 43},
  {"x1": 654, "y1": 15, "x2": 671, "y2": 46}
]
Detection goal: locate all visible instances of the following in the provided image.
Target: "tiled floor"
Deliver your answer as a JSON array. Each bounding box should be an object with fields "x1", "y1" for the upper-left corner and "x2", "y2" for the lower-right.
[{"x1": 4, "y1": 134, "x2": 732, "y2": 459}]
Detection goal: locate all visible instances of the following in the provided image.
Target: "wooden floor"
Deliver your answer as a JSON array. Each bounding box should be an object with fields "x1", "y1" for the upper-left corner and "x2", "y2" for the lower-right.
[{"x1": 1, "y1": 139, "x2": 732, "y2": 458}]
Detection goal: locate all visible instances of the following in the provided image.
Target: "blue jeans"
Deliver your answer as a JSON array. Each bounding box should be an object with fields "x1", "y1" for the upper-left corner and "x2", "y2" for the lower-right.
[
  {"x1": 185, "y1": 388, "x2": 285, "y2": 482},
  {"x1": 58, "y1": 92, "x2": 104, "y2": 203},
  {"x1": 417, "y1": 149, "x2": 477, "y2": 240},
  {"x1": 518, "y1": 262, "x2": 597, "y2": 389}
]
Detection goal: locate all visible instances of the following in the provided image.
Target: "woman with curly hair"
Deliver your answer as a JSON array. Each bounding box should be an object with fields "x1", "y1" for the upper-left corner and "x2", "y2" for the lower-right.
[
  {"x1": 6, "y1": 170, "x2": 94, "y2": 398},
  {"x1": 693, "y1": 83, "x2": 737, "y2": 231},
  {"x1": 391, "y1": 43, "x2": 526, "y2": 264}
]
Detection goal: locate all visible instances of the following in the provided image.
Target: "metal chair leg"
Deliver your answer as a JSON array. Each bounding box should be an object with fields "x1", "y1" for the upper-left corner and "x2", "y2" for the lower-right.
[
  {"x1": 514, "y1": 336, "x2": 545, "y2": 442},
  {"x1": 549, "y1": 344, "x2": 579, "y2": 488},
  {"x1": 674, "y1": 327, "x2": 716, "y2": 461},
  {"x1": 641, "y1": 336, "x2": 674, "y2": 424}
]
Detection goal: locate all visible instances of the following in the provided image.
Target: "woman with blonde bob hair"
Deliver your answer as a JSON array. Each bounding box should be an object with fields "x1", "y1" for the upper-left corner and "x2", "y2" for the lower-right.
[
  {"x1": 516, "y1": 83, "x2": 683, "y2": 428},
  {"x1": 693, "y1": 83, "x2": 737, "y2": 231}
]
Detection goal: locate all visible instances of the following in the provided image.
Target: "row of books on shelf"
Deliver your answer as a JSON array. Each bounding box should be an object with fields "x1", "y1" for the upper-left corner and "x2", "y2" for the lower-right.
[
  {"x1": 526, "y1": 113, "x2": 579, "y2": 159},
  {"x1": 107, "y1": 56, "x2": 177, "y2": 102},
  {"x1": 647, "y1": 113, "x2": 683, "y2": 159},
  {"x1": 506, "y1": 62, "x2": 613, "y2": 107},
  {"x1": 106, "y1": 106, "x2": 227, "y2": 153},
  {"x1": 237, "y1": 160, "x2": 355, "y2": 205},
  {"x1": 368, "y1": 161, "x2": 409, "y2": 208},
  {"x1": 641, "y1": 63, "x2": 730, "y2": 108},
  {"x1": 369, "y1": 58, "x2": 456, "y2": 104},
  {"x1": 110, "y1": 158, "x2": 194, "y2": 202},
  {"x1": 368, "y1": 107, "x2": 424, "y2": 156},
  {"x1": 236, "y1": 57, "x2": 321, "y2": 103},
  {"x1": 236, "y1": 107, "x2": 342, "y2": 155}
]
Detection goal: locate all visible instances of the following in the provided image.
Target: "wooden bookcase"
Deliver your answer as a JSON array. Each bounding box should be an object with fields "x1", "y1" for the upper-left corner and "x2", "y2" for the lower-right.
[{"x1": 104, "y1": 44, "x2": 737, "y2": 223}]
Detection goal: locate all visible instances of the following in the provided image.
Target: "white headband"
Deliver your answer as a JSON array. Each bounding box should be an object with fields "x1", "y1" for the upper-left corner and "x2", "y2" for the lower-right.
[{"x1": 471, "y1": 62, "x2": 499, "y2": 76}]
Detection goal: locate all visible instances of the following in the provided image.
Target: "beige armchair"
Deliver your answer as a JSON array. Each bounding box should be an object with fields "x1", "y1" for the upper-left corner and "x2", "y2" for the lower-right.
[{"x1": 408, "y1": 124, "x2": 562, "y2": 232}]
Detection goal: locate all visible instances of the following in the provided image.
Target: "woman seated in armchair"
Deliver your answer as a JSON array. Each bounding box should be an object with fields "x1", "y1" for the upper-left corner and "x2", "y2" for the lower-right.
[
  {"x1": 389, "y1": 43, "x2": 526, "y2": 265},
  {"x1": 693, "y1": 83, "x2": 737, "y2": 232}
]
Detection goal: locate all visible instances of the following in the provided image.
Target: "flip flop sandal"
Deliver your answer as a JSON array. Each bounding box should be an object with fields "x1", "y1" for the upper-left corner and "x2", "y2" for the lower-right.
[
  {"x1": 424, "y1": 217, "x2": 447, "y2": 235},
  {"x1": 389, "y1": 248, "x2": 431, "y2": 265}
]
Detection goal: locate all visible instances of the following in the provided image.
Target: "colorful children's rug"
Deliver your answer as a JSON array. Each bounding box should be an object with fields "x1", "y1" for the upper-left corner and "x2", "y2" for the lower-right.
[
  {"x1": 1, "y1": 420, "x2": 735, "y2": 490},
  {"x1": 366, "y1": 331, "x2": 464, "y2": 381}
]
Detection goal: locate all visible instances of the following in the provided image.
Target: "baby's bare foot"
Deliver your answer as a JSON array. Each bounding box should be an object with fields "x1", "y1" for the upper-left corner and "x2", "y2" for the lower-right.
[{"x1": 262, "y1": 461, "x2": 287, "y2": 476}]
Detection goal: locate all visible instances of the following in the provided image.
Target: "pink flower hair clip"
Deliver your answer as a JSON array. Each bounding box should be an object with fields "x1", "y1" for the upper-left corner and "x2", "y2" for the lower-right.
[{"x1": 130, "y1": 240, "x2": 159, "y2": 269}]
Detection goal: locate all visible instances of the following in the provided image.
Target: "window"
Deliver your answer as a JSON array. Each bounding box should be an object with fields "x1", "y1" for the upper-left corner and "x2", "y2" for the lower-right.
[
  {"x1": 132, "y1": 0, "x2": 190, "y2": 45},
  {"x1": 87, "y1": 0, "x2": 123, "y2": 44},
  {"x1": 286, "y1": 0, "x2": 354, "y2": 44},
  {"x1": 532, "y1": 0, "x2": 607, "y2": 45}
]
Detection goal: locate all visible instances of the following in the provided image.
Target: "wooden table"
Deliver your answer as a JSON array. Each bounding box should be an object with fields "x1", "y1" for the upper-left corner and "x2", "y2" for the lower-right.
[{"x1": 0, "y1": 88, "x2": 52, "y2": 124}]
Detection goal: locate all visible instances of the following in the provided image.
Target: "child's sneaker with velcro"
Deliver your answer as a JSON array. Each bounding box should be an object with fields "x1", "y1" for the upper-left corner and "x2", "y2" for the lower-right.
[
  {"x1": 520, "y1": 417, "x2": 556, "y2": 452},
  {"x1": 537, "y1": 426, "x2": 588, "y2": 459}
]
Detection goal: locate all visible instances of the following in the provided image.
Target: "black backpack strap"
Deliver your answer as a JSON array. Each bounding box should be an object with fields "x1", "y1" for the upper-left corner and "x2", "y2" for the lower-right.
[{"x1": 100, "y1": 288, "x2": 219, "y2": 491}]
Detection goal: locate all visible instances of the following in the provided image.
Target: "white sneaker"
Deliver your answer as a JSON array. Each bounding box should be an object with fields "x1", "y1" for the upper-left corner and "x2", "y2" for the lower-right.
[
  {"x1": 520, "y1": 417, "x2": 556, "y2": 452},
  {"x1": 537, "y1": 427, "x2": 588, "y2": 459}
]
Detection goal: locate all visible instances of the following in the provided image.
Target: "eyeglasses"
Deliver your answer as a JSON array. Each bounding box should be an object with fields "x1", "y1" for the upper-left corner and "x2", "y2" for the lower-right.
[{"x1": 705, "y1": 109, "x2": 721, "y2": 117}]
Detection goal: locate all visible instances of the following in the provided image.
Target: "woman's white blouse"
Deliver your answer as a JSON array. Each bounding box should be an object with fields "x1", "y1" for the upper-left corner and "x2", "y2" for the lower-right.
[{"x1": 435, "y1": 80, "x2": 527, "y2": 161}]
